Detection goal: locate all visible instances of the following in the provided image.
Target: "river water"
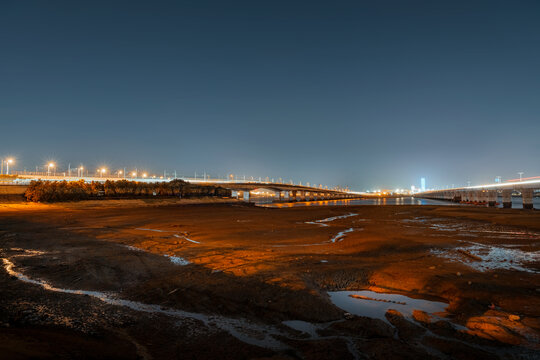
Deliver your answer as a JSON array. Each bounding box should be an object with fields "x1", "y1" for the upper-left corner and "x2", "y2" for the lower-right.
[{"x1": 258, "y1": 196, "x2": 540, "y2": 209}]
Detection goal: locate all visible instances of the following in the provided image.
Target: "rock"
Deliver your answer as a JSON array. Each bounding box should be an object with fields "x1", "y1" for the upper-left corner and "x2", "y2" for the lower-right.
[
  {"x1": 508, "y1": 315, "x2": 520, "y2": 321},
  {"x1": 412, "y1": 310, "x2": 432, "y2": 324},
  {"x1": 385, "y1": 309, "x2": 426, "y2": 341},
  {"x1": 343, "y1": 312, "x2": 354, "y2": 320}
]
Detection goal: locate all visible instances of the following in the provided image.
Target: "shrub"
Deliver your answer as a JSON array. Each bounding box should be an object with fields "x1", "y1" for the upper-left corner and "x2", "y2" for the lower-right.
[{"x1": 24, "y1": 179, "x2": 231, "y2": 202}]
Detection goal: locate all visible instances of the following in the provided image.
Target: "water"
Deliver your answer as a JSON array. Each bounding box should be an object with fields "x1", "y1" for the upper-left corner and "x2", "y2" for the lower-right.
[
  {"x1": 263, "y1": 197, "x2": 456, "y2": 208},
  {"x1": 431, "y1": 242, "x2": 540, "y2": 273},
  {"x1": 260, "y1": 196, "x2": 540, "y2": 209},
  {"x1": 328, "y1": 290, "x2": 448, "y2": 323}
]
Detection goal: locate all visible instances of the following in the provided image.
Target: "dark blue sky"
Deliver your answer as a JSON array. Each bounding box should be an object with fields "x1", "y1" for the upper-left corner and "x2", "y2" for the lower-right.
[{"x1": 1, "y1": 1, "x2": 539, "y2": 190}]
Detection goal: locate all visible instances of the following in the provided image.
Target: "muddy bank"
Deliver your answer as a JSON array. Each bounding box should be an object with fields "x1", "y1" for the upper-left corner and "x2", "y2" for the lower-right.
[{"x1": 0, "y1": 202, "x2": 539, "y2": 359}]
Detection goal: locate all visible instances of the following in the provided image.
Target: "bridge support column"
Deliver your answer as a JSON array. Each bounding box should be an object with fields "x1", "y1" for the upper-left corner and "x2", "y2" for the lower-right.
[
  {"x1": 522, "y1": 188, "x2": 534, "y2": 210},
  {"x1": 275, "y1": 191, "x2": 283, "y2": 202},
  {"x1": 243, "y1": 190, "x2": 251, "y2": 202},
  {"x1": 472, "y1": 191, "x2": 480, "y2": 203},
  {"x1": 231, "y1": 190, "x2": 239, "y2": 199},
  {"x1": 502, "y1": 189, "x2": 512, "y2": 208},
  {"x1": 487, "y1": 190, "x2": 497, "y2": 207},
  {"x1": 299, "y1": 191, "x2": 306, "y2": 202},
  {"x1": 291, "y1": 190, "x2": 297, "y2": 202}
]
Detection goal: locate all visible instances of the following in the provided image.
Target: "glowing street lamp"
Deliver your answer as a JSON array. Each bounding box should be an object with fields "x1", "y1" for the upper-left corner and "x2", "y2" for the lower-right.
[
  {"x1": 142, "y1": 173, "x2": 147, "y2": 178},
  {"x1": 78, "y1": 166, "x2": 84, "y2": 177},
  {"x1": 6, "y1": 159, "x2": 13, "y2": 175},
  {"x1": 100, "y1": 168, "x2": 107, "y2": 177},
  {"x1": 131, "y1": 171, "x2": 137, "y2": 178},
  {"x1": 47, "y1": 162, "x2": 55, "y2": 176}
]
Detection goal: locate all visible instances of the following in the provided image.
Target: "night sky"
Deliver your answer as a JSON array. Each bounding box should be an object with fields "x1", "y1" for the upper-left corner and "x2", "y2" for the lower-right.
[{"x1": 1, "y1": 1, "x2": 539, "y2": 190}]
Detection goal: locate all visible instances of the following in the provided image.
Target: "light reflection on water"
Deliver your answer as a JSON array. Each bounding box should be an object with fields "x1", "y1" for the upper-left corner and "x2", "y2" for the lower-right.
[{"x1": 260, "y1": 197, "x2": 455, "y2": 208}]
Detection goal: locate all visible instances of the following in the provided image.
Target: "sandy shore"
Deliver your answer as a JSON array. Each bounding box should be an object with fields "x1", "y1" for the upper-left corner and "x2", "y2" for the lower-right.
[{"x1": 0, "y1": 200, "x2": 539, "y2": 359}]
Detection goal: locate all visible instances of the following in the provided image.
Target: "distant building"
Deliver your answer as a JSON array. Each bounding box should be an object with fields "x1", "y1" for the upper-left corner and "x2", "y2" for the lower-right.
[{"x1": 421, "y1": 177, "x2": 426, "y2": 191}]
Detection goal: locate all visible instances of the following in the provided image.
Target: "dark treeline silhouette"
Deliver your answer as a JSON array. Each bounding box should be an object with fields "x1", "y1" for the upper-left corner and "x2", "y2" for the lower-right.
[{"x1": 24, "y1": 179, "x2": 231, "y2": 202}]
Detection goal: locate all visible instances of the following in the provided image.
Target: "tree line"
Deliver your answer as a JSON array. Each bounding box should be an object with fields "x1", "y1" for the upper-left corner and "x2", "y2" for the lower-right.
[{"x1": 24, "y1": 179, "x2": 231, "y2": 202}]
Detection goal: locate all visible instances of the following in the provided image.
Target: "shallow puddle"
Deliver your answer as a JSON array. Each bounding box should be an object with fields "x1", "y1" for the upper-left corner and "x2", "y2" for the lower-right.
[
  {"x1": 305, "y1": 213, "x2": 358, "y2": 227},
  {"x1": 431, "y1": 242, "x2": 540, "y2": 273},
  {"x1": 328, "y1": 290, "x2": 448, "y2": 323},
  {"x1": 330, "y1": 228, "x2": 355, "y2": 243}
]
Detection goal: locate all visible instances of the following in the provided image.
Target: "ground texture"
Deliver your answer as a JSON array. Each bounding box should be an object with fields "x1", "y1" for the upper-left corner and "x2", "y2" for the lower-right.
[{"x1": 0, "y1": 200, "x2": 539, "y2": 359}]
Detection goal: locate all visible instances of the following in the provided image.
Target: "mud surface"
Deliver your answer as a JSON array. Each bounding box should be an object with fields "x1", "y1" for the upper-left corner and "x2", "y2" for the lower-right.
[{"x1": 0, "y1": 201, "x2": 539, "y2": 359}]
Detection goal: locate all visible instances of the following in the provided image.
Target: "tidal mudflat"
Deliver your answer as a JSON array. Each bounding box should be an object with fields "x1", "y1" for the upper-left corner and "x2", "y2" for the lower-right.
[{"x1": 1, "y1": 201, "x2": 539, "y2": 359}]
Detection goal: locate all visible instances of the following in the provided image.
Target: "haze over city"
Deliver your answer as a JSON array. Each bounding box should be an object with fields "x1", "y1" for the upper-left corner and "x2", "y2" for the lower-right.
[{"x1": 2, "y1": 0, "x2": 539, "y2": 190}]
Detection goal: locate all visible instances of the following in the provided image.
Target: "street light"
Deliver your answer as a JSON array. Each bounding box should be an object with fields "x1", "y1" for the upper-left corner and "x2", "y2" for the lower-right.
[
  {"x1": 47, "y1": 163, "x2": 55, "y2": 176},
  {"x1": 6, "y1": 159, "x2": 13, "y2": 175},
  {"x1": 100, "y1": 168, "x2": 106, "y2": 178},
  {"x1": 142, "y1": 173, "x2": 147, "y2": 178},
  {"x1": 518, "y1": 172, "x2": 524, "y2": 181},
  {"x1": 78, "y1": 166, "x2": 84, "y2": 177}
]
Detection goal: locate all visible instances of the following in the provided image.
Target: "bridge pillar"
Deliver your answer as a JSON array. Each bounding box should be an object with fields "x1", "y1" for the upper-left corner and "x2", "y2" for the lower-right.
[
  {"x1": 522, "y1": 188, "x2": 534, "y2": 209},
  {"x1": 291, "y1": 190, "x2": 297, "y2": 202},
  {"x1": 487, "y1": 190, "x2": 498, "y2": 207},
  {"x1": 479, "y1": 190, "x2": 489, "y2": 204},
  {"x1": 298, "y1": 191, "x2": 306, "y2": 202},
  {"x1": 231, "y1": 190, "x2": 239, "y2": 199},
  {"x1": 275, "y1": 190, "x2": 283, "y2": 202},
  {"x1": 502, "y1": 189, "x2": 512, "y2": 208},
  {"x1": 243, "y1": 190, "x2": 251, "y2": 202}
]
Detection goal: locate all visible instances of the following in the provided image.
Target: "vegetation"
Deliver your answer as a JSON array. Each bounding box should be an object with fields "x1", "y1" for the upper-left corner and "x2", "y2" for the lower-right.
[
  {"x1": 0, "y1": 175, "x2": 19, "y2": 181},
  {"x1": 24, "y1": 179, "x2": 231, "y2": 202}
]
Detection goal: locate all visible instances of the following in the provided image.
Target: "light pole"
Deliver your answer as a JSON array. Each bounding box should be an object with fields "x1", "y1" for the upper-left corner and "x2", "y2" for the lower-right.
[
  {"x1": 518, "y1": 172, "x2": 524, "y2": 181},
  {"x1": 47, "y1": 163, "x2": 55, "y2": 176},
  {"x1": 100, "y1": 168, "x2": 106, "y2": 178},
  {"x1": 78, "y1": 166, "x2": 84, "y2": 177},
  {"x1": 6, "y1": 159, "x2": 13, "y2": 175}
]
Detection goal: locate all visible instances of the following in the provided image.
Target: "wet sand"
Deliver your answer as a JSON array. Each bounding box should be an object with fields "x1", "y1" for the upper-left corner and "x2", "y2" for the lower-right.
[{"x1": 0, "y1": 200, "x2": 539, "y2": 359}]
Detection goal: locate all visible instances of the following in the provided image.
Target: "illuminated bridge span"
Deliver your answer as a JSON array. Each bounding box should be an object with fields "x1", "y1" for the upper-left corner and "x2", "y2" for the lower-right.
[
  {"x1": 416, "y1": 178, "x2": 540, "y2": 209},
  {"x1": 217, "y1": 182, "x2": 356, "y2": 202}
]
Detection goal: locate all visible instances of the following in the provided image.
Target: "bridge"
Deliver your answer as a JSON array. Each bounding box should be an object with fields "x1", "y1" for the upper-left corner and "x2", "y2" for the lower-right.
[
  {"x1": 212, "y1": 182, "x2": 356, "y2": 202},
  {"x1": 0, "y1": 174, "x2": 357, "y2": 202},
  {"x1": 415, "y1": 178, "x2": 540, "y2": 209}
]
